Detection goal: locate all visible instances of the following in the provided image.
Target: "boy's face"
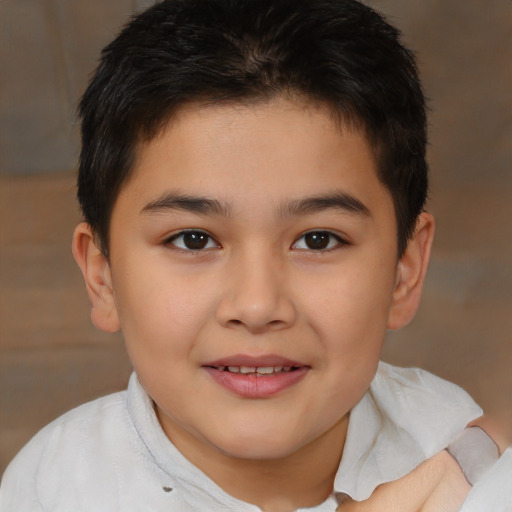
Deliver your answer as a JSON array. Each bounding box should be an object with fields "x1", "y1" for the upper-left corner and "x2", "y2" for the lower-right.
[{"x1": 75, "y1": 97, "x2": 432, "y2": 464}]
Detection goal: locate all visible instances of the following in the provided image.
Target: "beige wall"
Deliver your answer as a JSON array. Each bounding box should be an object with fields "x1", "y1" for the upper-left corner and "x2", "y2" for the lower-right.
[
  {"x1": 1, "y1": 0, "x2": 511, "y2": 473},
  {"x1": 0, "y1": 0, "x2": 156, "y2": 175}
]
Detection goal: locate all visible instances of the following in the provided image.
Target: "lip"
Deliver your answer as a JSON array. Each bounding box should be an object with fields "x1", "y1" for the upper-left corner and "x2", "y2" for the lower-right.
[{"x1": 202, "y1": 354, "x2": 310, "y2": 399}]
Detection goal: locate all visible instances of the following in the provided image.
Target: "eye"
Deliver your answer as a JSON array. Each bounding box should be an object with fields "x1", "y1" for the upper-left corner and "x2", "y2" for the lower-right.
[
  {"x1": 292, "y1": 231, "x2": 346, "y2": 251},
  {"x1": 165, "y1": 230, "x2": 220, "y2": 251}
]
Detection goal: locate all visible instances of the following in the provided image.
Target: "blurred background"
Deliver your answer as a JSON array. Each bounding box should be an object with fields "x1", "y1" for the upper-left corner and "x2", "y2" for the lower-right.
[{"x1": 0, "y1": 0, "x2": 511, "y2": 474}]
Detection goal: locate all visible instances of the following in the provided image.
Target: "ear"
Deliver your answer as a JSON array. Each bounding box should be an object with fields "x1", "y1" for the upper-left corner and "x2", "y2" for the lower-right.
[
  {"x1": 72, "y1": 222, "x2": 120, "y2": 333},
  {"x1": 387, "y1": 212, "x2": 435, "y2": 330}
]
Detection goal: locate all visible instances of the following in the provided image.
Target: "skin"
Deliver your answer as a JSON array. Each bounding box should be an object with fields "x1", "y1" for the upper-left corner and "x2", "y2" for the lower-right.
[
  {"x1": 73, "y1": 97, "x2": 436, "y2": 511},
  {"x1": 336, "y1": 450, "x2": 471, "y2": 511}
]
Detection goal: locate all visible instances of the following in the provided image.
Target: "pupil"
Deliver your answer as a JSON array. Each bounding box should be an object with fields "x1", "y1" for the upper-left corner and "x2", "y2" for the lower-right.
[
  {"x1": 184, "y1": 232, "x2": 208, "y2": 250},
  {"x1": 305, "y1": 232, "x2": 329, "y2": 250}
]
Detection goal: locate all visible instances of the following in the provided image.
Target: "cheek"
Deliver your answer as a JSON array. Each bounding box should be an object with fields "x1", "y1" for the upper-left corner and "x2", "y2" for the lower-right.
[
  {"x1": 303, "y1": 268, "x2": 394, "y2": 333},
  {"x1": 298, "y1": 259, "x2": 396, "y2": 372},
  {"x1": 111, "y1": 258, "x2": 219, "y2": 357}
]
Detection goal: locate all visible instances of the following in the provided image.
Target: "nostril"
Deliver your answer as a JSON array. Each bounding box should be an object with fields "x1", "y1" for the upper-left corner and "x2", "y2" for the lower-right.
[{"x1": 227, "y1": 318, "x2": 286, "y2": 331}]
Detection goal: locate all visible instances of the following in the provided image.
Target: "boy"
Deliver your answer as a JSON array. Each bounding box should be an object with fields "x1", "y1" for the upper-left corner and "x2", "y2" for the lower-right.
[{"x1": 1, "y1": 0, "x2": 510, "y2": 510}]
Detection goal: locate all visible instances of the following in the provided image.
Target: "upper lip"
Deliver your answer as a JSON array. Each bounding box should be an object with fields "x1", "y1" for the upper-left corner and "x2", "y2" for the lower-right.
[{"x1": 203, "y1": 354, "x2": 307, "y2": 368}]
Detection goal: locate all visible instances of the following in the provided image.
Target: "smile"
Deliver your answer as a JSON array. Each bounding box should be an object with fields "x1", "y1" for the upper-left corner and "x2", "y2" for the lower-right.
[
  {"x1": 203, "y1": 356, "x2": 309, "y2": 398},
  {"x1": 213, "y1": 366, "x2": 295, "y2": 375}
]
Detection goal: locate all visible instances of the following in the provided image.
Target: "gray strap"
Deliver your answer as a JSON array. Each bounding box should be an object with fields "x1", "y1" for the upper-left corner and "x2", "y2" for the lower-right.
[{"x1": 448, "y1": 426, "x2": 500, "y2": 485}]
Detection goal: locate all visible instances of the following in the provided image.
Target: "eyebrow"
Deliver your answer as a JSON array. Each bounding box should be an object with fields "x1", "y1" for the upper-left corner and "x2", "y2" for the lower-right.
[
  {"x1": 141, "y1": 191, "x2": 370, "y2": 218},
  {"x1": 278, "y1": 192, "x2": 370, "y2": 217},
  {"x1": 141, "y1": 193, "x2": 231, "y2": 216}
]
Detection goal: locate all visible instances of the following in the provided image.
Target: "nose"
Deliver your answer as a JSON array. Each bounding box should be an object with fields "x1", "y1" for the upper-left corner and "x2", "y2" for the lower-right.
[{"x1": 215, "y1": 250, "x2": 297, "y2": 334}]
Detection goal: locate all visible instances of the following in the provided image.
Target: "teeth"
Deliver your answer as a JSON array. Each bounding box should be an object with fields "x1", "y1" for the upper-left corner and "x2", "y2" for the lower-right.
[
  {"x1": 216, "y1": 365, "x2": 294, "y2": 375},
  {"x1": 256, "y1": 366, "x2": 274, "y2": 374}
]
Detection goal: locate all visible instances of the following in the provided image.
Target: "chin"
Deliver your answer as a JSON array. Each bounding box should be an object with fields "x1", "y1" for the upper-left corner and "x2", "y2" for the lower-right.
[{"x1": 208, "y1": 428, "x2": 309, "y2": 462}]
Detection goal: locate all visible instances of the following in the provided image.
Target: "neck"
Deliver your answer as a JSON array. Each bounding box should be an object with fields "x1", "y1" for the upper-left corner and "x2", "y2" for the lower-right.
[{"x1": 161, "y1": 413, "x2": 348, "y2": 512}]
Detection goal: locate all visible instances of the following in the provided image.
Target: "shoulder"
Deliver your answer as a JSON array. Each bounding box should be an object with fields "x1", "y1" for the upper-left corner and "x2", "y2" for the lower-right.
[
  {"x1": 419, "y1": 450, "x2": 472, "y2": 512},
  {"x1": 397, "y1": 450, "x2": 471, "y2": 512},
  {"x1": 340, "y1": 425, "x2": 509, "y2": 511},
  {"x1": 8, "y1": 389, "x2": 128, "y2": 465},
  {"x1": 340, "y1": 451, "x2": 471, "y2": 512},
  {"x1": 0, "y1": 391, "x2": 130, "y2": 511},
  {"x1": 338, "y1": 363, "x2": 483, "y2": 504}
]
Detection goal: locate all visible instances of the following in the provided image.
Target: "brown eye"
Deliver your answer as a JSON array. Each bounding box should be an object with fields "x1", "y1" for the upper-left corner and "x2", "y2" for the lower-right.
[
  {"x1": 167, "y1": 230, "x2": 219, "y2": 251},
  {"x1": 292, "y1": 231, "x2": 345, "y2": 251},
  {"x1": 304, "y1": 232, "x2": 330, "y2": 250},
  {"x1": 183, "y1": 232, "x2": 209, "y2": 249}
]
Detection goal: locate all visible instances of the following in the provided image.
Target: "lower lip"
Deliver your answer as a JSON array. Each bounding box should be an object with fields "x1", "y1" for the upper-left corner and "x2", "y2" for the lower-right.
[{"x1": 203, "y1": 367, "x2": 309, "y2": 398}]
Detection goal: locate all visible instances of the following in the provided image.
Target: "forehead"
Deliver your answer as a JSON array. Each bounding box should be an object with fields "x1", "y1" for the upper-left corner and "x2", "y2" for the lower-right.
[{"x1": 120, "y1": 97, "x2": 392, "y2": 219}]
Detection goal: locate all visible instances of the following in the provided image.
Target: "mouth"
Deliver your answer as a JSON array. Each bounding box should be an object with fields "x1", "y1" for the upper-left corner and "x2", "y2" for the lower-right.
[
  {"x1": 202, "y1": 355, "x2": 309, "y2": 398},
  {"x1": 206, "y1": 365, "x2": 299, "y2": 376}
]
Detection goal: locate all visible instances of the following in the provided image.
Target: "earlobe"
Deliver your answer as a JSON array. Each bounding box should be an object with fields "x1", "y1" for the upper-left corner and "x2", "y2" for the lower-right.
[
  {"x1": 387, "y1": 212, "x2": 435, "y2": 330},
  {"x1": 72, "y1": 222, "x2": 121, "y2": 333}
]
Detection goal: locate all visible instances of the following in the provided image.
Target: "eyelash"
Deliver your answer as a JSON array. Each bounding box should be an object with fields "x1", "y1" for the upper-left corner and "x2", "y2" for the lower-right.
[
  {"x1": 291, "y1": 231, "x2": 348, "y2": 251},
  {"x1": 164, "y1": 230, "x2": 220, "y2": 252},
  {"x1": 163, "y1": 229, "x2": 348, "y2": 253}
]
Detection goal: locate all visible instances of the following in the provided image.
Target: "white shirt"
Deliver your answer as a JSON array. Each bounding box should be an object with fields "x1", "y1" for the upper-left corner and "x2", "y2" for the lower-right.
[{"x1": 1, "y1": 362, "x2": 509, "y2": 511}]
